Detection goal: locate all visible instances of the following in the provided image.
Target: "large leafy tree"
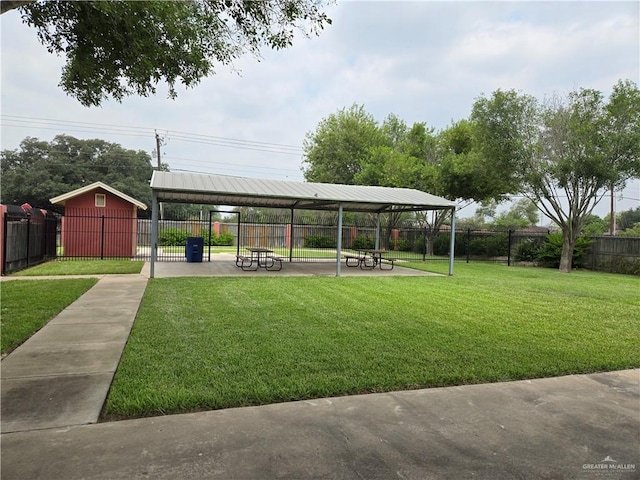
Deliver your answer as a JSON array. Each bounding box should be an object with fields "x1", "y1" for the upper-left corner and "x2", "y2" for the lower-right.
[
  {"x1": 3, "y1": 0, "x2": 332, "y2": 106},
  {"x1": 617, "y1": 207, "x2": 640, "y2": 231},
  {"x1": 1, "y1": 135, "x2": 154, "y2": 215},
  {"x1": 473, "y1": 80, "x2": 640, "y2": 272},
  {"x1": 303, "y1": 106, "x2": 521, "y2": 251},
  {"x1": 302, "y1": 104, "x2": 384, "y2": 185}
]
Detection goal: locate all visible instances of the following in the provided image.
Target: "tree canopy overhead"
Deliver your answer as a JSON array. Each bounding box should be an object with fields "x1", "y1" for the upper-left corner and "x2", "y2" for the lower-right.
[{"x1": 4, "y1": 0, "x2": 332, "y2": 106}]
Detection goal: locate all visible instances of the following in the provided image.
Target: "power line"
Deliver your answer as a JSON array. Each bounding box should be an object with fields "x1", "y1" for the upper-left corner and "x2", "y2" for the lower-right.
[
  {"x1": 1, "y1": 123, "x2": 152, "y2": 139},
  {"x1": 1, "y1": 114, "x2": 306, "y2": 155},
  {"x1": 162, "y1": 155, "x2": 300, "y2": 173},
  {"x1": 1, "y1": 114, "x2": 155, "y2": 134}
]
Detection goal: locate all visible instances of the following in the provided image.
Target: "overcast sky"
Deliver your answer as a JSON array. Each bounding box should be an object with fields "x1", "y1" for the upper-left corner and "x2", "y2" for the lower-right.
[{"x1": 1, "y1": 1, "x2": 639, "y2": 220}]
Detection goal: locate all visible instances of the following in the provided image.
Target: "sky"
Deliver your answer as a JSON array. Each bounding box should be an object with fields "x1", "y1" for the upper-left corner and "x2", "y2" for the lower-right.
[{"x1": 1, "y1": 0, "x2": 639, "y2": 221}]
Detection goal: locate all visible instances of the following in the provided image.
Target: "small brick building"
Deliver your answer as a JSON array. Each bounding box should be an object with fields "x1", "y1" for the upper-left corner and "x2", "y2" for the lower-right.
[{"x1": 50, "y1": 182, "x2": 147, "y2": 258}]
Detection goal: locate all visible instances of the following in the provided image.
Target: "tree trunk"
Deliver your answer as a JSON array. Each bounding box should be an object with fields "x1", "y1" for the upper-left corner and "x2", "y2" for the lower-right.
[
  {"x1": 426, "y1": 230, "x2": 436, "y2": 256},
  {"x1": 559, "y1": 230, "x2": 575, "y2": 273}
]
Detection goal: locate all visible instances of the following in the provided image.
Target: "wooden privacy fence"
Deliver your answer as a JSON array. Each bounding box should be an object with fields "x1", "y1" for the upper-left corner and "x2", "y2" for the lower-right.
[
  {"x1": 1, "y1": 205, "x2": 58, "y2": 274},
  {"x1": 584, "y1": 236, "x2": 640, "y2": 274}
]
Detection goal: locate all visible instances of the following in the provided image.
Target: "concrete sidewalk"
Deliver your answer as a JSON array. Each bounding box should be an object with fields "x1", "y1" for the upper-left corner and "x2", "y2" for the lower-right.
[
  {"x1": 1, "y1": 369, "x2": 638, "y2": 479},
  {"x1": 1, "y1": 274, "x2": 148, "y2": 433}
]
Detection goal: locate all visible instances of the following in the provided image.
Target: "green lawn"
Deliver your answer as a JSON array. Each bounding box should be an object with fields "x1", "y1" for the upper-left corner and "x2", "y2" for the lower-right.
[
  {"x1": 1, "y1": 278, "x2": 98, "y2": 354},
  {"x1": 12, "y1": 259, "x2": 144, "y2": 276},
  {"x1": 105, "y1": 263, "x2": 640, "y2": 419}
]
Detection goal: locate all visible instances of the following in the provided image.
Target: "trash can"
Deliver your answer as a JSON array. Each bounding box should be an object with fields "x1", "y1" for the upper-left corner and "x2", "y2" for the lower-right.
[{"x1": 185, "y1": 237, "x2": 204, "y2": 263}]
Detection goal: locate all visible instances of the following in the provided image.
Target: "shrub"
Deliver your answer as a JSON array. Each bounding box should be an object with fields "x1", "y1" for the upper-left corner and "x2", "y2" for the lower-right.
[
  {"x1": 468, "y1": 238, "x2": 488, "y2": 256},
  {"x1": 211, "y1": 230, "x2": 234, "y2": 246},
  {"x1": 467, "y1": 235, "x2": 508, "y2": 257},
  {"x1": 304, "y1": 235, "x2": 337, "y2": 249},
  {"x1": 395, "y1": 238, "x2": 412, "y2": 251},
  {"x1": 595, "y1": 257, "x2": 640, "y2": 275},
  {"x1": 433, "y1": 233, "x2": 467, "y2": 256},
  {"x1": 536, "y1": 233, "x2": 592, "y2": 268},
  {"x1": 159, "y1": 228, "x2": 235, "y2": 246},
  {"x1": 159, "y1": 228, "x2": 188, "y2": 246},
  {"x1": 351, "y1": 235, "x2": 375, "y2": 250},
  {"x1": 412, "y1": 235, "x2": 426, "y2": 254},
  {"x1": 486, "y1": 235, "x2": 508, "y2": 257},
  {"x1": 201, "y1": 230, "x2": 235, "y2": 246},
  {"x1": 513, "y1": 238, "x2": 541, "y2": 262}
]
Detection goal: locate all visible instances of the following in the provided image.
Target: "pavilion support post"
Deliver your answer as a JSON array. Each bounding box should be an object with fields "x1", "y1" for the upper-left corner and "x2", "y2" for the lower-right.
[
  {"x1": 336, "y1": 204, "x2": 343, "y2": 277},
  {"x1": 289, "y1": 208, "x2": 294, "y2": 262},
  {"x1": 375, "y1": 213, "x2": 381, "y2": 250},
  {"x1": 448, "y1": 207, "x2": 456, "y2": 276},
  {"x1": 150, "y1": 192, "x2": 159, "y2": 278}
]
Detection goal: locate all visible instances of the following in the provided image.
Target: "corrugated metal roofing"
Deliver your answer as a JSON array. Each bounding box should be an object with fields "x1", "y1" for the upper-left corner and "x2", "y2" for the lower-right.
[{"x1": 150, "y1": 172, "x2": 455, "y2": 213}]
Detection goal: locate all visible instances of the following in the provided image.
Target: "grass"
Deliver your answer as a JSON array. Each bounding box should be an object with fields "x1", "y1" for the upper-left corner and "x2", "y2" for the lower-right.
[
  {"x1": 12, "y1": 259, "x2": 144, "y2": 276},
  {"x1": 105, "y1": 263, "x2": 640, "y2": 419},
  {"x1": 1, "y1": 278, "x2": 98, "y2": 354}
]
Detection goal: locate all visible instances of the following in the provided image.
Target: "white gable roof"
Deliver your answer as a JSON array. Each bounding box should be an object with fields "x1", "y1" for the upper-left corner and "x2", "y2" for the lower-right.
[
  {"x1": 50, "y1": 181, "x2": 148, "y2": 210},
  {"x1": 150, "y1": 172, "x2": 454, "y2": 213}
]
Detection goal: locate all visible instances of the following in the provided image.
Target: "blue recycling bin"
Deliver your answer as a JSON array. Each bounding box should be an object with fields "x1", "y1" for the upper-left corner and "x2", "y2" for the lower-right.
[{"x1": 185, "y1": 237, "x2": 204, "y2": 263}]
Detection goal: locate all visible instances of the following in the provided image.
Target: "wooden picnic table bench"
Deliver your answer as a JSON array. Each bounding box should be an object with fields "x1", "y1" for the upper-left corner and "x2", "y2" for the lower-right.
[
  {"x1": 265, "y1": 254, "x2": 283, "y2": 271},
  {"x1": 344, "y1": 253, "x2": 376, "y2": 269},
  {"x1": 236, "y1": 254, "x2": 258, "y2": 271},
  {"x1": 345, "y1": 250, "x2": 395, "y2": 270}
]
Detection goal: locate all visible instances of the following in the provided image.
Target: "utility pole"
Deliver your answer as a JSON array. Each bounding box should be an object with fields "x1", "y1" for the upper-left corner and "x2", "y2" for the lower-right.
[
  {"x1": 609, "y1": 187, "x2": 616, "y2": 236},
  {"x1": 154, "y1": 130, "x2": 165, "y2": 220},
  {"x1": 154, "y1": 130, "x2": 164, "y2": 170}
]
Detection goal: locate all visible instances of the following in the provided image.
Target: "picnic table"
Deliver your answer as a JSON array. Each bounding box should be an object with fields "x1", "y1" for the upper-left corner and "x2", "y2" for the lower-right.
[
  {"x1": 235, "y1": 247, "x2": 283, "y2": 271},
  {"x1": 344, "y1": 249, "x2": 395, "y2": 270}
]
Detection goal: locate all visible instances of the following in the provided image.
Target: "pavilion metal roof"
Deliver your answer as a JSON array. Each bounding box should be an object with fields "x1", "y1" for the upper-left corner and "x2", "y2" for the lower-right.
[{"x1": 150, "y1": 171, "x2": 455, "y2": 213}]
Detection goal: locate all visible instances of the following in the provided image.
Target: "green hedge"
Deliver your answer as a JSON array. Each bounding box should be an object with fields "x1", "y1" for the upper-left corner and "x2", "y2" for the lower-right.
[
  {"x1": 304, "y1": 235, "x2": 336, "y2": 249},
  {"x1": 352, "y1": 235, "x2": 375, "y2": 250},
  {"x1": 159, "y1": 228, "x2": 234, "y2": 246}
]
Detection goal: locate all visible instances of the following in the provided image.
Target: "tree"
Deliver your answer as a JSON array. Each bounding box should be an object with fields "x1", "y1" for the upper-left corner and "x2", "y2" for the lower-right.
[
  {"x1": 1, "y1": 135, "x2": 154, "y2": 215},
  {"x1": 581, "y1": 214, "x2": 608, "y2": 236},
  {"x1": 618, "y1": 207, "x2": 640, "y2": 231},
  {"x1": 473, "y1": 80, "x2": 640, "y2": 272},
  {"x1": 303, "y1": 107, "x2": 522, "y2": 252},
  {"x1": 470, "y1": 90, "x2": 539, "y2": 200},
  {"x1": 4, "y1": 0, "x2": 332, "y2": 106},
  {"x1": 493, "y1": 198, "x2": 539, "y2": 230},
  {"x1": 302, "y1": 104, "x2": 384, "y2": 185}
]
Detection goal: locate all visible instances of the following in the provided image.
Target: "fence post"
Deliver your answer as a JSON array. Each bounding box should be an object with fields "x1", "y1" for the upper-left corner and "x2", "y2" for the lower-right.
[
  {"x1": 208, "y1": 211, "x2": 214, "y2": 262},
  {"x1": 289, "y1": 208, "x2": 294, "y2": 262},
  {"x1": 101, "y1": 214, "x2": 105, "y2": 260},
  {"x1": 26, "y1": 213, "x2": 31, "y2": 267},
  {"x1": 466, "y1": 228, "x2": 471, "y2": 264},
  {"x1": 507, "y1": 229, "x2": 512, "y2": 266},
  {"x1": 2, "y1": 211, "x2": 7, "y2": 275}
]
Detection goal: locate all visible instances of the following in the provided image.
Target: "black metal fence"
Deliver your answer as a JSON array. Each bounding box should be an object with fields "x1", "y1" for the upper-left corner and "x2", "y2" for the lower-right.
[
  {"x1": 4, "y1": 206, "x2": 638, "y2": 275},
  {"x1": 59, "y1": 209, "x2": 141, "y2": 260},
  {"x1": 2, "y1": 206, "x2": 58, "y2": 274},
  {"x1": 135, "y1": 212, "x2": 552, "y2": 265}
]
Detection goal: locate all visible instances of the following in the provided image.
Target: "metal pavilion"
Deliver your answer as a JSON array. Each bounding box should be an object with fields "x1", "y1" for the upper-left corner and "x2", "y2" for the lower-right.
[{"x1": 149, "y1": 171, "x2": 457, "y2": 277}]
